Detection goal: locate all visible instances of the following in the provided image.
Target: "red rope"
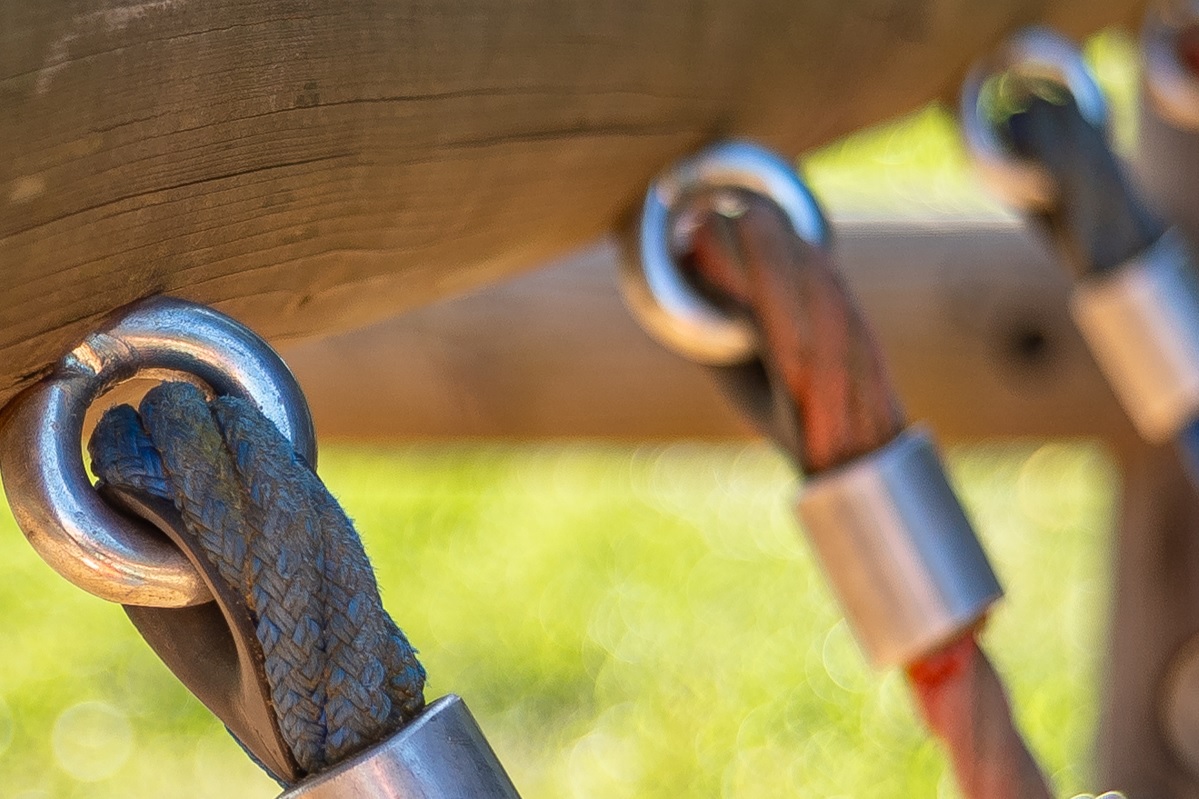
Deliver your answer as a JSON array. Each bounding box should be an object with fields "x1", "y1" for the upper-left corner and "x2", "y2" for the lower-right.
[
  {"x1": 689, "y1": 196, "x2": 1052, "y2": 799},
  {"x1": 909, "y1": 633, "x2": 1051, "y2": 799}
]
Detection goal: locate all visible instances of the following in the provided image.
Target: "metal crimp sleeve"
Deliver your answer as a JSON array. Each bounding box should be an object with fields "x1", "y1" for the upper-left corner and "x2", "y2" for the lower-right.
[
  {"x1": 278, "y1": 695, "x2": 522, "y2": 799},
  {"x1": 795, "y1": 426, "x2": 1003, "y2": 669},
  {"x1": 1070, "y1": 228, "x2": 1199, "y2": 443}
]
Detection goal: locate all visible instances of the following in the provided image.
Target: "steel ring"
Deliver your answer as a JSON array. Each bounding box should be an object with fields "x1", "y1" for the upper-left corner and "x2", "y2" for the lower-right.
[
  {"x1": 0, "y1": 297, "x2": 317, "y2": 608},
  {"x1": 959, "y1": 27, "x2": 1110, "y2": 210},
  {"x1": 1144, "y1": 1, "x2": 1199, "y2": 131},
  {"x1": 620, "y1": 140, "x2": 830, "y2": 365}
]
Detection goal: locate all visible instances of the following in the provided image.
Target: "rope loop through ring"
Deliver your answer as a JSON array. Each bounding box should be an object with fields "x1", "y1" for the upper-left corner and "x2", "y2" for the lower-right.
[
  {"x1": 960, "y1": 26, "x2": 1110, "y2": 210},
  {"x1": 0, "y1": 297, "x2": 317, "y2": 608},
  {"x1": 620, "y1": 140, "x2": 830, "y2": 365}
]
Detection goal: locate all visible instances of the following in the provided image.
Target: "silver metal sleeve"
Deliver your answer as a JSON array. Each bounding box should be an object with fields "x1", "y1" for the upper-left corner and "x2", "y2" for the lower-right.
[
  {"x1": 278, "y1": 695, "x2": 522, "y2": 799},
  {"x1": 795, "y1": 426, "x2": 1003, "y2": 669},
  {"x1": 1071, "y1": 229, "x2": 1199, "y2": 443}
]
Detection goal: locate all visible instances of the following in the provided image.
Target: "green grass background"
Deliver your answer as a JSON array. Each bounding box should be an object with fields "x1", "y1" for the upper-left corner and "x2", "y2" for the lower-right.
[
  {"x1": 0, "y1": 30, "x2": 1138, "y2": 799},
  {"x1": 0, "y1": 444, "x2": 1115, "y2": 798}
]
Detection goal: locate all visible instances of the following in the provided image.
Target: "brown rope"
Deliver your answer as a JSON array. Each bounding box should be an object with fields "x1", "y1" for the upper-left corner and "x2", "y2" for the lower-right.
[
  {"x1": 688, "y1": 193, "x2": 902, "y2": 473},
  {"x1": 688, "y1": 195, "x2": 1052, "y2": 799}
]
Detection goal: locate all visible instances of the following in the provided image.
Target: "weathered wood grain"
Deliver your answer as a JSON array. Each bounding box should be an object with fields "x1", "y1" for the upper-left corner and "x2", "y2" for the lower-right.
[
  {"x1": 0, "y1": 0, "x2": 1144, "y2": 408},
  {"x1": 280, "y1": 216, "x2": 1137, "y2": 444}
]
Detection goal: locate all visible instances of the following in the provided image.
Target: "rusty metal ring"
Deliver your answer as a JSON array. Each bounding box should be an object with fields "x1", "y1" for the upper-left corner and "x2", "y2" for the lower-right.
[
  {"x1": 960, "y1": 26, "x2": 1110, "y2": 210},
  {"x1": 0, "y1": 297, "x2": 317, "y2": 608},
  {"x1": 1144, "y1": 1, "x2": 1199, "y2": 130},
  {"x1": 621, "y1": 140, "x2": 830, "y2": 365}
]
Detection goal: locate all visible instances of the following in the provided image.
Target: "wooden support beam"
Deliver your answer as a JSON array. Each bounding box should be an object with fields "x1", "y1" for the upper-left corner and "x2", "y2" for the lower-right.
[
  {"x1": 1100, "y1": 442, "x2": 1199, "y2": 799},
  {"x1": 280, "y1": 215, "x2": 1137, "y2": 443},
  {"x1": 0, "y1": 0, "x2": 1146, "y2": 409}
]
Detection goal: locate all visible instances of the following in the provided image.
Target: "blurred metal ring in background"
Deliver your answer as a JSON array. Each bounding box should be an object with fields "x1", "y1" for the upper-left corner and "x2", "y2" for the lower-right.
[
  {"x1": 1144, "y1": 0, "x2": 1199, "y2": 130},
  {"x1": 960, "y1": 27, "x2": 1110, "y2": 210},
  {"x1": 0, "y1": 297, "x2": 317, "y2": 608},
  {"x1": 621, "y1": 140, "x2": 830, "y2": 365}
]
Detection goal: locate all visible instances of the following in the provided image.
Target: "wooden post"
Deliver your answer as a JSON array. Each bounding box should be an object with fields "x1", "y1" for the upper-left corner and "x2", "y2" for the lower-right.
[
  {"x1": 1100, "y1": 444, "x2": 1199, "y2": 798},
  {"x1": 1088, "y1": 93, "x2": 1199, "y2": 799}
]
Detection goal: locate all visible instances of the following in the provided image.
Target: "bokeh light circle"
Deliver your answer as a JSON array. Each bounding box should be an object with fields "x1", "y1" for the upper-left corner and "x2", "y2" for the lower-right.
[{"x1": 51, "y1": 701, "x2": 134, "y2": 782}]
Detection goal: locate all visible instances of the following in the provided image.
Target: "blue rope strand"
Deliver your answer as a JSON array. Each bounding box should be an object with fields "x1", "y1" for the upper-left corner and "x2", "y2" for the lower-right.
[{"x1": 88, "y1": 382, "x2": 426, "y2": 776}]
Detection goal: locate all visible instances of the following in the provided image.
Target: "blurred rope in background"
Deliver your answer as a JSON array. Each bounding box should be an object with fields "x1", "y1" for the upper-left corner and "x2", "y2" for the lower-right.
[
  {"x1": 0, "y1": 28, "x2": 1135, "y2": 799},
  {"x1": 805, "y1": 30, "x2": 1138, "y2": 217}
]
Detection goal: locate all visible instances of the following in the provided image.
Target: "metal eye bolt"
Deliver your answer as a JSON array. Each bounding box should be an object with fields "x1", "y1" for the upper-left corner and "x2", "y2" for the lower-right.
[
  {"x1": 621, "y1": 140, "x2": 830, "y2": 365},
  {"x1": 959, "y1": 26, "x2": 1110, "y2": 210},
  {"x1": 0, "y1": 297, "x2": 317, "y2": 608}
]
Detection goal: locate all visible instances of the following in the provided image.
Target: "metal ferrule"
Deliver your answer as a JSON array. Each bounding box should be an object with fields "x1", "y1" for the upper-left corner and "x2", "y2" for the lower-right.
[
  {"x1": 1070, "y1": 229, "x2": 1199, "y2": 443},
  {"x1": 795, "y1": 426, "x2": 1003, "y2": 669},
  {"x1": 278, "y1": 695, "x2": 522, "y2": 799}
]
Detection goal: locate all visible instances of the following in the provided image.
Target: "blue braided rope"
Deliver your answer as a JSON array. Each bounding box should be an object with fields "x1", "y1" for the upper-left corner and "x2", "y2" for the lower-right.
[{"x1": 88, "y1": 382, "x2": 426, "y2": 775}]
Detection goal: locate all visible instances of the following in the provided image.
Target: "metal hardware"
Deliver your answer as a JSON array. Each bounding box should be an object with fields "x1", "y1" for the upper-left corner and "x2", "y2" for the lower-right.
[
  {"x1": 278, "y1": 695, "x2": 522, "y2": 799},
  {"x1": 795, "y1": 426, "x2": 1003, "y2": 668},
  {"x1": 621, "y1": 140, "x2": 830, "y2": 365},
  {"x1": 0, "y1": 297, "x2": 317, "y2": 608},
  {"x1": 960, "y1": 27, "x2": 1110, "y2": 210},
  {"x1": 1070, "y1": 229, "x2": 1199, "y2": 443},
  {"x1": 1144, "y1": 1, "x2": 1199, "y2": 130}
]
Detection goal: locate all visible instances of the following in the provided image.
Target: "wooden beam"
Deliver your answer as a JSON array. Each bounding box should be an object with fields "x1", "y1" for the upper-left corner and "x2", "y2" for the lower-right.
[
  {"x1": 0, "y1": 0, "x2": 1145, "y2": 410},
  {"x1": 280, "y1": 215, "x2": 1137, "y2": 443}
]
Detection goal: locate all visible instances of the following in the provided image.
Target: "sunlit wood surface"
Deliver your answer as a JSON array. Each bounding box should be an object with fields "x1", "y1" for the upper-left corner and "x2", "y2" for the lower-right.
[{"x1": 0, "y1": 0, "x2": 1145, "y2": 408}]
